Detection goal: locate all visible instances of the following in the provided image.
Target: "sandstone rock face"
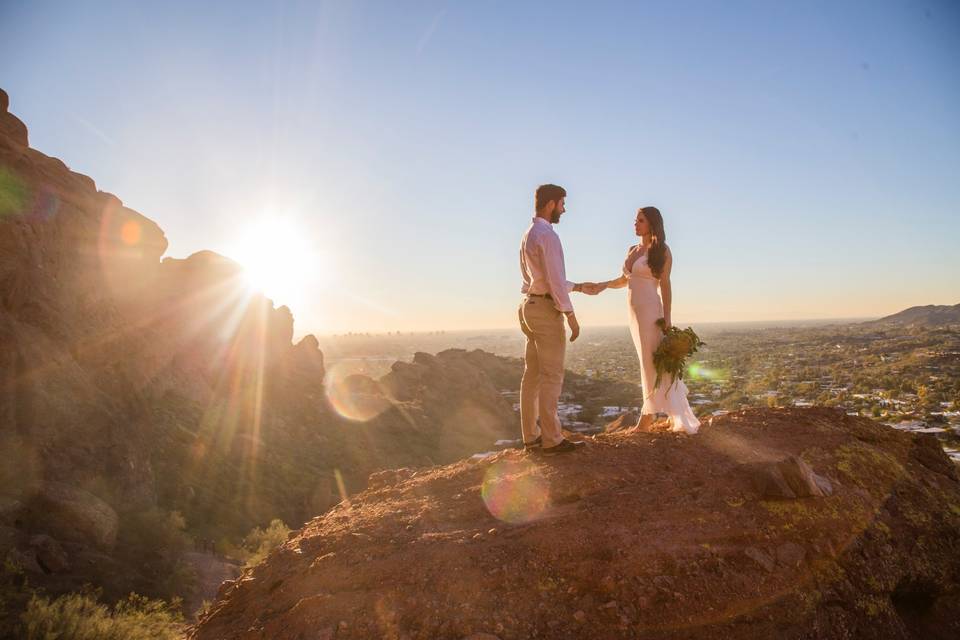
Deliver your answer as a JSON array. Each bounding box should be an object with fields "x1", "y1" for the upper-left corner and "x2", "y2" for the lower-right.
[
  {"x1": 191, "y1": 408, "x2": 960, "y2": 640},
  {"x1": 0, "y1": 89, "x2": 28, "y2": 146},
  {"x1": 0, "y1": 498, "x2": 21, "y2": 526},
  {"x1": 25, "y1": 483, "x2": 119, "y2": 550},
  {"x1": 0, "y1": 90, "x2": 524, "y2": 603},
  {"x1": 0, "y1": 525, "x2": 19, "y2": 555}
]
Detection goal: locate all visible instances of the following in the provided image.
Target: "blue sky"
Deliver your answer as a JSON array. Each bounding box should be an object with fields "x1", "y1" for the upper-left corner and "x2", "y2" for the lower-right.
[{"x1": 2, "y1": 1, "x2": 958, "y2": 334}]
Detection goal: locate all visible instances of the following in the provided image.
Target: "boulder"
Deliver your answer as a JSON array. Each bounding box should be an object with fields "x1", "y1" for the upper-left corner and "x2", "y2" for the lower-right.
[
  {"x1": 604, "y1": 411, "x2": 639, "y2": 433},
  {"x1": 29, "y1": 533, "x2": 70, "y2": 573},
  {"x1": 745, "y1": 455, "x2": 833, "y2": 499},
  {"x1": 288, "y1": 334, "x2": 325, "y2": 383},
  {"x1": 26, "y1": 482, "x2": 118, "y2": 549}
]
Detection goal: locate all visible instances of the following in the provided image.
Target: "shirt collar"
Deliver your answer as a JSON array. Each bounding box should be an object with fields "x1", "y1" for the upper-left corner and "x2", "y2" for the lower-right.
[{"x1": 531, "y1": 217, "x2": 551, "y2": 227}]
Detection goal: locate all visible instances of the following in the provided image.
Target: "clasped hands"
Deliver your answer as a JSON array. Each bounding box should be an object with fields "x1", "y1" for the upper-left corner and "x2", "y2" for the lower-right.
[{"x1": 576, "y1": 281, "x2": 608, "y2": 295}]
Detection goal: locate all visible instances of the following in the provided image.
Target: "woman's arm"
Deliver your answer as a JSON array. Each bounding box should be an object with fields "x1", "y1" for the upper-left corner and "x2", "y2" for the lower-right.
[
  {"x1": 607, "y1": 245, "x2": 641, "y2": 289},
  {"x1": 604, "y1": 275, "x2": 629, "y2": 289},
  {"x1": 659, "y1": 247, "x2": 673, "y2": 328}
]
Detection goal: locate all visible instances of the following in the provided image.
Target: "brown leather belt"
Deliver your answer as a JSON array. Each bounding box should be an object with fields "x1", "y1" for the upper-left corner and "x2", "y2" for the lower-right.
[{"x1": 526, "y1": 292, "x2": 553, "y2": 300}]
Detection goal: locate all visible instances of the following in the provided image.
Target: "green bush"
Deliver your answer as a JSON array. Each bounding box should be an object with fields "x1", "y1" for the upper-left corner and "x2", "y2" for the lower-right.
[
  {"x1": 21, "y1": 591, "x2": 183, "y2": 640},
  {"x1": 119, "y1": 508, "x2": 191, "y2": 556},
  {"x1": 117, "y1": 508, "x2": 196, "y2": 601},
  {"x1": 0, "y1": 560, "x2": 32, "y2": 638},
  {"x1": 243, "y1": 519, "x2": 291, "y2": 567},
  {"x1": 195, "y1": 599, "x2": 213, "y2": 619}
]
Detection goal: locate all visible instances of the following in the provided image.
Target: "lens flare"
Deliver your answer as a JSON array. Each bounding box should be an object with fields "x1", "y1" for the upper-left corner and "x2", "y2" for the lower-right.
[
  {"x1": 481, "y1": 458, "x2": 550, "y2": 524},
  {"x1": 27, "y1": 186, "x2": 60, "y2": 223},
  {"x1": 0, "y1": 167, "x2": 28, "y2": 218},
  {"x1": 686, "y1": 363, "x2": 729, "y2": 381},
  {"x1": 324, "y1": 361, "x2": 393, "y2": 422},
  {"x1": 120, "y1": 220, "x2": 142, "y2": 245}
]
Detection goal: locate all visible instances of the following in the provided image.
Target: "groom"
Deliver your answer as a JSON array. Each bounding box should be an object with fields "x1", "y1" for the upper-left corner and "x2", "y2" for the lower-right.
[{"x1": 518, "y1": 184, "x2": 601, "y2": 455}]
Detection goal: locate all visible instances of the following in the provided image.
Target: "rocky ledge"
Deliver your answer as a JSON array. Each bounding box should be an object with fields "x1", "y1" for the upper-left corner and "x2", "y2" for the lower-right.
[{"x1": 191, "y1": 407, "x2": 960, "y2": 639}]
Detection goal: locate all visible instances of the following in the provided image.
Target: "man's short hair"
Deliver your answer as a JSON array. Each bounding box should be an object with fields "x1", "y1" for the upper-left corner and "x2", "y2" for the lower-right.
[{"x1": 535, "y1": 184, "x2": 566, "y2": 212}]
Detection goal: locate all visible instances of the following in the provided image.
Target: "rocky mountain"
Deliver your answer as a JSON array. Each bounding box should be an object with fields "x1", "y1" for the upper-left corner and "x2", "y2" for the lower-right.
[
  {"x1": 867, "y1": 304, "x2": 960, "y2": 327},
  {"x1": 192, "y1": 408, "x2": 960, "y2": 640},
  {"x1": 0, "y1": 89, "x2": 521, "y2": 609}
]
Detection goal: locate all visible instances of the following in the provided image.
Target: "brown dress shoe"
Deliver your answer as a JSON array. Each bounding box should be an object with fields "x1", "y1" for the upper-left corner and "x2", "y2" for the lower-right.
[{"x1": 541, "y1": 439, "x2": 585, "y2": 455}]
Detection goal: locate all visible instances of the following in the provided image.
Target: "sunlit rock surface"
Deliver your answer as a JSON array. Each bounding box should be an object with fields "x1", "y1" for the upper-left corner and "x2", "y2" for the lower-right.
[{"x1": 192, "y1": 408, "x2": 960, "y2": 640}]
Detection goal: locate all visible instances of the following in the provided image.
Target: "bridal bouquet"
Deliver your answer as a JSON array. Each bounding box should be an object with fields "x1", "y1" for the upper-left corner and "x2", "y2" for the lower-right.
[{"x1": 653, "y1": 318, "x2": 705, "y2": 389}]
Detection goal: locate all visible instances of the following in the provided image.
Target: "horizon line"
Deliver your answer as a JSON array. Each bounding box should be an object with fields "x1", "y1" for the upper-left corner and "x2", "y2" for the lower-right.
[{"x1": 309, "y1": 315, "x2": 885, "y2": 338}]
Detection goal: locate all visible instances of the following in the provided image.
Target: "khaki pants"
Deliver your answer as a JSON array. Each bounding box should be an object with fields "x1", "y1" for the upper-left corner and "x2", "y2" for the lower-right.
[{"x1": 518, "y1": 296, "x2": 566, "y2": 448}]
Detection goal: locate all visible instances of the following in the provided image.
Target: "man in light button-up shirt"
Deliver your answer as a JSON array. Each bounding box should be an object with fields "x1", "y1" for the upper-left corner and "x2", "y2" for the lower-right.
[
  {"x1": 520, "y1": 217, "x2": 577, "y2": 315},
  {"x1": 517, "y1": 184, "x2": 596, "y2": 455}
]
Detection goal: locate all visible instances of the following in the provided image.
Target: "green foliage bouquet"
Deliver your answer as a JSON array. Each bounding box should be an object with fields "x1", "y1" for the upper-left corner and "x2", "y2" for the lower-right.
[{"x1": 653, "y1": 318, "x2": 705, "y2": 389}]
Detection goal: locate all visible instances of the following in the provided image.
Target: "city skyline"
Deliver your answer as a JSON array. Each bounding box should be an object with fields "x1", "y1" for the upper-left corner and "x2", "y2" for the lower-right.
[{"x1": 2, "y1": 1, "x2": 958, "y2": 334}]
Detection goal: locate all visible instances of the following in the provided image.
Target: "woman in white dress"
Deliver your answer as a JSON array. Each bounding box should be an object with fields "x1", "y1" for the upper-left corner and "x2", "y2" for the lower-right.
[{"x1": 602, "y1": 207, "x2": 700, "y2": 434}]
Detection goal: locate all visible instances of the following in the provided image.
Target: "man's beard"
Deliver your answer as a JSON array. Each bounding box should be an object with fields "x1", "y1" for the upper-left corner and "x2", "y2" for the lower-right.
[{"x1": 550, "y1": 210, "x2": 562, "y2": 223}]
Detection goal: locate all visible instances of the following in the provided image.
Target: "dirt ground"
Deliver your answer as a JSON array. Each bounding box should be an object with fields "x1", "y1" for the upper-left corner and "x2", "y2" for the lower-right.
[{"x1": 192, "y1": 407, "x2": 960, "y2": 640}]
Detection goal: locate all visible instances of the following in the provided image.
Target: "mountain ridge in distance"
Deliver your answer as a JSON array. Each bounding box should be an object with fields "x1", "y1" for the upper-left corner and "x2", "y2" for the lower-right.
[{"x1": 866, "y1": 303, "x2": 960, "y2": 327}]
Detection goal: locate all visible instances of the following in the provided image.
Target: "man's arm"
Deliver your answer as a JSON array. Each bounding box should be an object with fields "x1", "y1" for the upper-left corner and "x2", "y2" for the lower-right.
[
  {"x1": 540, "y1": 234, "x2": 581, "y2": 341},
  {"x1": 541, "y1": 235, "x2": 574, "y2": 313}
]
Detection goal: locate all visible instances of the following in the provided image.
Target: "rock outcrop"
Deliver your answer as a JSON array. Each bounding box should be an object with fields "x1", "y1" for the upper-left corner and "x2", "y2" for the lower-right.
[
  {"x1": 0, "y1": 90, "x2": 521, "y2": 606},
  {"x1": 192, "y1": 408, "x2": 960, "y2": 640},
  {"x1": 22, "y1": 482, "x2": 119, "y2": 550}
]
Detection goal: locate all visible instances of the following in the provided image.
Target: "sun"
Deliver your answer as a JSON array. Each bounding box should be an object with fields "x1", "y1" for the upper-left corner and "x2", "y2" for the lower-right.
[{"x1": 227, "y1": 217, "x2": 327, "y2": 309}]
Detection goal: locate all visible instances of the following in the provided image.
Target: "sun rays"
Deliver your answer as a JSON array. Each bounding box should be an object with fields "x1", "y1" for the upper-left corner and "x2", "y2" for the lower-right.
[
  {"x1": 226, "y1": 216, "x2": 329, "y2": 312},
  {"x1": 24, "y1": 197, "x2": 411, "y2": 524}
]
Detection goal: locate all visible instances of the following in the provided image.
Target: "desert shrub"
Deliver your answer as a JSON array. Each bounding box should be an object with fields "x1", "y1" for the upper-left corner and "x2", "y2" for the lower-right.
[
  {"x1": 576, "y1": 402, "x2": 601, "y2": 423},
  {"x1": 242, "y1": 519, "x2": 290, "y2": 567},
  {"x1": 195, "y1": 599, "x2": 213, "y2": 619},
  {"x1": 153, "y1": 557, "x2": 198, "y2": 603},
  {"x1": 117, "y1": 508, "x2": 196, "y2": 600},
  {"x1": 0, "y1": 560, "x2": 32, "y2": 638},
  {"x1": 216, "y1": 536, "x2": 248, "y2": 562},
  {"x1": 21, "y1": 590, "x2": 183, "y2": 640},
  {"x1": 119, "y1": 508, "x2": 191, "y2": 555}
]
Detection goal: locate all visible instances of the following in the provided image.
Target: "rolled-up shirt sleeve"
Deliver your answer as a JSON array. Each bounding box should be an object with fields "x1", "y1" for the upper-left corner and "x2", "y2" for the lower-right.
[{"x1": 541, "y1": 234, "x2": 575, "y2": 313}]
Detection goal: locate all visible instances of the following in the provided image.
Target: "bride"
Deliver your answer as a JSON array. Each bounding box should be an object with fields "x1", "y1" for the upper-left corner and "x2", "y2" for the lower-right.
[{"x1": 601, "y1": 206, "x2": 700, "y2": 434}]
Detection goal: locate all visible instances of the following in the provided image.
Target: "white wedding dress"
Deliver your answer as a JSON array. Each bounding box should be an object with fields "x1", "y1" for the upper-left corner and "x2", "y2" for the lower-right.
[{"x1": 626, "y1": 251, "x2": 700, "y2": 434}]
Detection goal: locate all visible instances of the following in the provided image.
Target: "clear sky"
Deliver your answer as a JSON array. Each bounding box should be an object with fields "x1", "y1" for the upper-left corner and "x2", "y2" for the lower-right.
[{"x1": 2, "y1": 1, "x2": 958, "y2": 335}]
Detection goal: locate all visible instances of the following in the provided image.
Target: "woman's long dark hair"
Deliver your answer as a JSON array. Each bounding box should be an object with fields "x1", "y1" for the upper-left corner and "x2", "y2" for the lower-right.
[{"x1": 641, "y1": 206, "x2": 667, "y2": 278}]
